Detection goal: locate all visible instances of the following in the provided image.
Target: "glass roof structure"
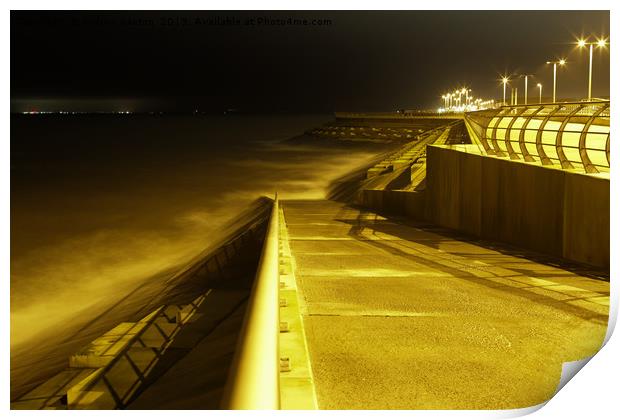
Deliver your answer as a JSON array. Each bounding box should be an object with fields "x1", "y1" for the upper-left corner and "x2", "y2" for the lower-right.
[{"x1": 464, "y1": 101, "x2": 610, "y2": 173}]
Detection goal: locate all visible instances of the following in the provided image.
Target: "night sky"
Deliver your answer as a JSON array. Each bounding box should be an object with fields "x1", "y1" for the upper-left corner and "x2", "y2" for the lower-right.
[{"x1": 10, "y1": 10, "x2": 610, "y2": 112}]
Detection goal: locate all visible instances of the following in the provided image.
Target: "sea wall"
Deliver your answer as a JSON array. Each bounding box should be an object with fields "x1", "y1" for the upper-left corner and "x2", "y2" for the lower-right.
[
  {"x1": 425, "y1": 145, "x2": 609, "y2": 269},
  {"x1": 358, "y1": 145, "x2": 609, "y2": 269}
]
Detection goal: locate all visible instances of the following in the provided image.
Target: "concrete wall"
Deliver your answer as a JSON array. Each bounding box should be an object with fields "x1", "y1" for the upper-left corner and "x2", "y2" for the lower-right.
[
  {"x1": 359, "y1": 189, "x2": 426, "y2": 221},
  {"x1": 425, "y1": 145, "x2": 609, "y2": 269},
  {"x1": 563, "y1": 173, "x2": 610, "y2": 267}
]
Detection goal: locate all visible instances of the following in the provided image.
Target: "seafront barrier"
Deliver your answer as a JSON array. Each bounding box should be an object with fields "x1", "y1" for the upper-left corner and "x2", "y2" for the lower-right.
[
  {"x1": 352, "y1": 107, "x2": 610, "y2": 270},
  {"x1": 425, "y1": 145, "x2": 609, "y2": 269},
  {"x1": 11, "y1": 198, "x2": 273, "y2": 409}
]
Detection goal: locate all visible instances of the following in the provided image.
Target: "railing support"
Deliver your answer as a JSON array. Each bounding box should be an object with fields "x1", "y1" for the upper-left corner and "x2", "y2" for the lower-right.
[
  {"x1": 221, "y1": 194, "x2": 280, "y2": 410},
  {"x1": 579, "y1": 103, "x2": 609, "y2": 173},
  {"x1": 465, "y1": 100, "x2": 609, "y2": 172}
]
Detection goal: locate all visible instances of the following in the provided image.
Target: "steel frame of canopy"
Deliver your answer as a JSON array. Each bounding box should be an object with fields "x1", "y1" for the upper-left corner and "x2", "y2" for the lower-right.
[{"x1": 465, "y1": 101, "x2": 610, "y2": 173}]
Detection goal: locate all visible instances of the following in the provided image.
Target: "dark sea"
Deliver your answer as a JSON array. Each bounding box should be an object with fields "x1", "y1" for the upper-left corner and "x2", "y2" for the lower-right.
[{"x1": 10, "y1": 114, "x2": 388, "y2": 347}]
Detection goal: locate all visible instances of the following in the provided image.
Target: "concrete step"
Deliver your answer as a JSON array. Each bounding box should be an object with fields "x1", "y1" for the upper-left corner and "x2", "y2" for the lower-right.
[
  {"x1": 10, "y1": 368, "x2": 98, "y2": 409},
  {"x1": 67, "y1": 347, "x2": 162, "y2": 409},
  {"x1": 69, "y1": 322, "x2": 148, "y2": 368},
  {"x1": 68, "y1": 306, "x2": 169, "y2": 368},
  {"x1": 13, "y1": 290, "x2": 214, "y2": 410}
]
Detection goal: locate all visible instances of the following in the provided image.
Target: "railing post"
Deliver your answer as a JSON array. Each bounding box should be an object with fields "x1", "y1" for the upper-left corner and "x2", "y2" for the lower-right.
[{"x1": 221, "y1": 194, "x2": 280, "y2": 409}]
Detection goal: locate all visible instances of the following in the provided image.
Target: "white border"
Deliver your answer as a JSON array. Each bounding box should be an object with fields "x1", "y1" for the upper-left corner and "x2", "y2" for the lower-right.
[{"x1": 3, "y1": 2, "x2": 617, "y2": 420}]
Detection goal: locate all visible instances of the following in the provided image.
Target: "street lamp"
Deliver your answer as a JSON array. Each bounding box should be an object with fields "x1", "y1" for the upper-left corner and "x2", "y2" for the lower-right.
[
  {"x1": 514, "y1": 87, "x2": 519, "y2": 105},
  {"x1": 501, "y1": 76, "x2": 509, "y2": 106},
  {"x1": 576, "y1": 37, "x2": 608, "y2": 101},
  {"x1": 517, "y1": 74, "x2": 533, "y2": 105},
  {"x1": 546, "y1": 59, "x2": 566, "y2": 103},
  {"x1": 537, "y1": 83, "x2": 542, "y2": 104}
]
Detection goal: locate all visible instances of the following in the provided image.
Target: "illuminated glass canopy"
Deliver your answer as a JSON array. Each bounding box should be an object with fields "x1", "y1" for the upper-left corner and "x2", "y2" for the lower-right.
[{"x1": 465, "y1": 101, "x2": 610, "y2": 173}]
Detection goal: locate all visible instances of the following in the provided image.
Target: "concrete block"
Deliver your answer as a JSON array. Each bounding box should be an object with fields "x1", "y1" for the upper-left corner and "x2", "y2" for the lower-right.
[
  {"x1": 10, "y1": 368, "x2": 97, "y2": 409},
  {"x1": 69, "y1": 323, "x2": 143, "y2": 368},
  {"x1": 66, "y1": 368, "x2": 110, "y2": 409}
]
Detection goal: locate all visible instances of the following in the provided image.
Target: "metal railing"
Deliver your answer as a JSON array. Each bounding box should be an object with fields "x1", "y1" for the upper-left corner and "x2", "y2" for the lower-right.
[
  {"x1": 464, "y1": 101, "x2": 610, "y2": 173},
  {"x1": 221, "y1": 195, "x2": 280, "y2": 409},
  {"x1": 335, "y1": 111, "x2": 462, "y2": 120},
  {"x1": 67, "y1": 292, "x2": 209, "y2": 409}
]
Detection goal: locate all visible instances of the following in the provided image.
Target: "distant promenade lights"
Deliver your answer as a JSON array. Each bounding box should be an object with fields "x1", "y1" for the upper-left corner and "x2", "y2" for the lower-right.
[
  {"x1": 545, "y1": 58, "x2": 566, "y2": 103},
  {"x1": 576, "y1": 37, "x2": 609, "y2": 101},
  {"x1": 537, "y1": 83, "x2": 543, "y2": 104},
  {"x1": 438, "y1": 87, "x2": 492, "y2": 113}
]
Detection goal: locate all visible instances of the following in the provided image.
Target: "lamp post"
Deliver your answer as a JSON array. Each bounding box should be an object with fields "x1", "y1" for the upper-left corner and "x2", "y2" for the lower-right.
[
  {"x1": 537, "y1": 83, "x2": 542, "y2": 104},
  {"x1": 514, "y1": 87, "x2": 518, "y2": 105},
  {"x1": 501, "y1": 77, "x2": 509, "y2": 106},
  {"x1": 516, "y1": 74, "x2": 534, "y2": 105},
  {"x1": 546, "y1": 59, "x2": 566, "y2": 103},
  {"x1": 577, "y1": 37, "x2": 608, "y2": 101},
  {"x1": 524, "y1": 75, "x2": 530, "y2": 105}
]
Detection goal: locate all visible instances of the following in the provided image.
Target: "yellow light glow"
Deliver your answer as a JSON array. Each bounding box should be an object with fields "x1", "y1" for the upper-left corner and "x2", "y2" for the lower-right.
[
  {"x1": 537, "y1": 83, "x2": 542, "y2": 88},
  {"x1": 578, "y1": 39, "x2": 587, "y2": 48},
  {"x1": 597, "y1": 39, "x2": 607, "y2": 48},
  {"x1": 559, "y1": 59, "x2": 566, "y2": 65},
  {"x1": 502, "y1": 77, "x2": 509, "y2": 84}
]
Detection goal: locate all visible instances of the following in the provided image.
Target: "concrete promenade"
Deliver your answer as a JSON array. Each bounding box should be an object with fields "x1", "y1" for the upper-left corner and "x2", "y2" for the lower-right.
[{"x1": 281, "y1": 199, "x2": 609, "y2": 409}]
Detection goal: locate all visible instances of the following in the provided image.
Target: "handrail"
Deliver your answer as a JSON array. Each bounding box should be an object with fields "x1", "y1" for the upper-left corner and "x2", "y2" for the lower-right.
[
  {"x1": 464, "y1": 102, "x2": 610, "y2": 172},
  {"x1": 579, "y1": 103, "x2": 609, "y2": 173},
  {"x1": 221, "y1": 194, "x2": 280, "y2": 409},
  {"x1": 334, "y1": 111, "x2": 463, "y2": 120},
  {"x1": 497, "y1": 99, "x2": 609, "y2": 109}
]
